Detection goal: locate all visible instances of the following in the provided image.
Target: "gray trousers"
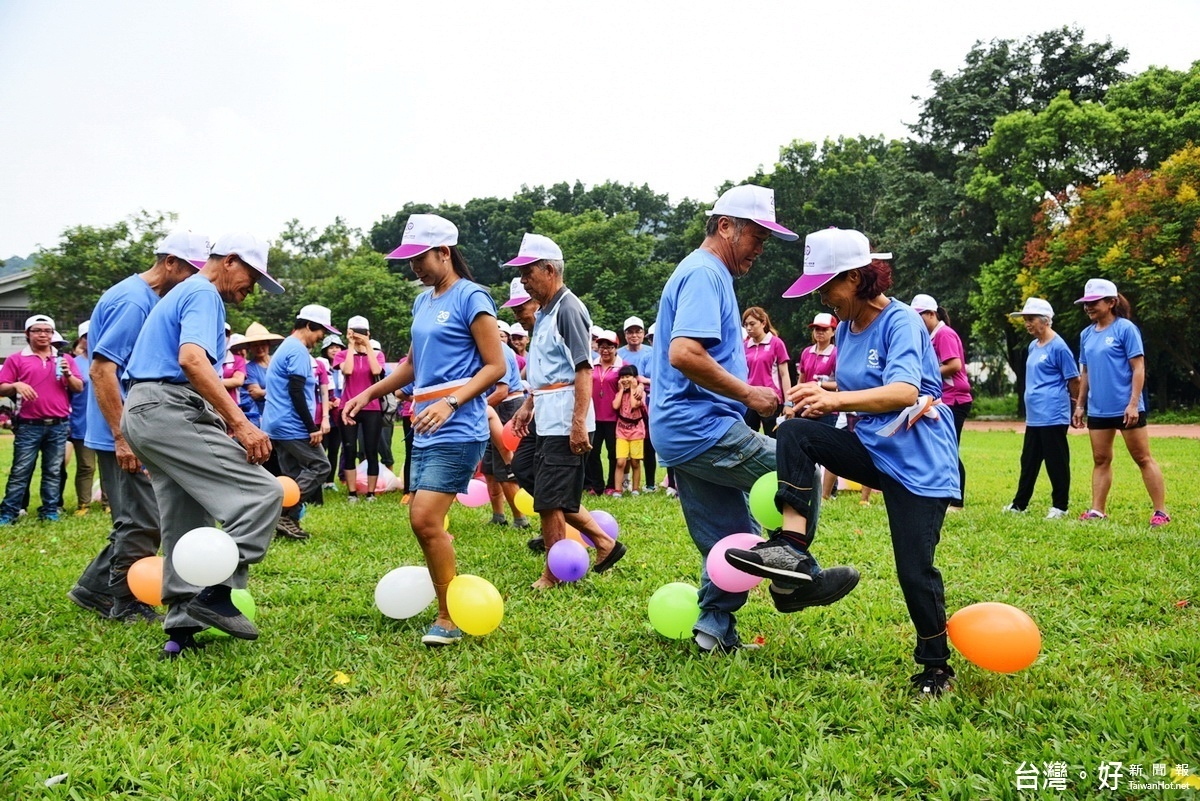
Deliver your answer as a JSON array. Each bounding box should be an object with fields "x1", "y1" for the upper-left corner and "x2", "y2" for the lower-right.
[
  {"x1": 122, "y1": 382, "x2": 283, "y2": 631},
  {"x1": 73, "y1": 450, "x2": 161, "y2": 601},
  {"x1": 273, "y1": 438, "x2": 330, "y2": 514}
]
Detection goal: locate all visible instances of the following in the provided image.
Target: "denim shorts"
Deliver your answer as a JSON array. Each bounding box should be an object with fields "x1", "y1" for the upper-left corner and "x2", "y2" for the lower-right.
[{"x1": 410, "y1": 440, "x2": 488, "y2": 495}]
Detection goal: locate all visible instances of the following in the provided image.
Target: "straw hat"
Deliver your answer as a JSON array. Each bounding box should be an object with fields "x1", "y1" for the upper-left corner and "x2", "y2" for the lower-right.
[{"x1": 238, "y1": 321, "x2": 285, "y2": 348}]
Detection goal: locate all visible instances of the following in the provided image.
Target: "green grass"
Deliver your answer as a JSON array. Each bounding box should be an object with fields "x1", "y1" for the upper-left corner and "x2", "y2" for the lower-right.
[{"x1": 0, "y1": 431, "x2": 1197, "y2": 799}]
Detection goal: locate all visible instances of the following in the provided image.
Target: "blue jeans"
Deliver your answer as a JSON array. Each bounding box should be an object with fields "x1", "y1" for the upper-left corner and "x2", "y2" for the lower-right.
[
  {"x1": 673, "y1": 421, "x2": 813, "y2": 648},
  {"x1": 0, "y1": 420, "x2": 69, "y2": 520}
]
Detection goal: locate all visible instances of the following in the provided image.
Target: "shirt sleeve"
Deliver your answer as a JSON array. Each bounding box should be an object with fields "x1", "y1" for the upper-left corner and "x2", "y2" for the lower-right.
[
  {"x1": 92, "y1": 300, "x2": 147, "y2": 368},
  {"x1": 179, "y1": 290, "x2": 224, "y2": 364},
  {"x1": 1120, "y1": 320, "x2": 1145, "y2": 359},
  {"x1": 773, "y1": 337, "x2": 790, "y2": 364},
  {"x1": 0, "y1": 358, "x2": 17, "y2": 384},
  {"x1": 1057, "y1": 339, "x2": 1080, "y2": 380},
  {"x1": 880, "y1": 313, "x2": 926, "y2": 389},
  {"x1": 557, "y1": 296, "x2": 594, "y2": 370},
  {"x1": 669, "y1": 269, "x2": 724, "y2": 344}
]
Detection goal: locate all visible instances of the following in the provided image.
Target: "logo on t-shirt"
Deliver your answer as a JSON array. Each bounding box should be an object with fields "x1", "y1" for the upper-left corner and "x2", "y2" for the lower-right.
[
  {"x1": 1104, "y1": 336, "x2": 1115, "y2": 347},
  {"x1": 436, "y1": 310, "x2": 450, "y2": 324},
  {"x1": 1038, "y1": 353, "x2": 1048, "y2": 363},
  {"x1": 867, "y1": 348, "x2": 881, "y2": 369}
]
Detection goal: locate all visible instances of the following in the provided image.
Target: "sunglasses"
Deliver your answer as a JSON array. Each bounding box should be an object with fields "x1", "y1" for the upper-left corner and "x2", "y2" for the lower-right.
[{"x1": 350, "y1": 327, "x2": 370, "y2": 335}]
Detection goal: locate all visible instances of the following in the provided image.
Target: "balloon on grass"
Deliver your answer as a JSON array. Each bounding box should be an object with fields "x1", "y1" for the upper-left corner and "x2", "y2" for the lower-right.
[
  {"x1": 501, "y1": 419, "x2": 522, "y2": 452},
  {"x1": 208, "y1": 589, "x2": 257, "y2": 639},
  {"x1": 947, "y1": 602, "x2": 1041, "y2": 673},
  {"x1": 547, "y1": 539, "x2": 589, "y2": 582},
  {"x1": 706, "y1": 532, "x2": 766, "y2": 592},
  {"x1": 375, "y1": 566, "x2": 436, "y2": 619},
  {"x1": 590, "y1": 509, "x2": 619, "y2": 540},
  {"x1": 127, "y1": 556, "x2": 163, "y2": 606},
  {"x1": 456, "y1": 478, "x2": 490, "y2": 508},
  {"x1": 647, "y1": 582, "x2": 700, "y2": 639},
  {"x1": 277, "y1": 475, "x2": 301, "y2": 507},
  {"x1": 172, "y1": 526, "x2": 238, "y2": 586},
  {"x1": 749, "y1": 472, "x2": 783, "y2": 529},
  {"x1": 447, "y1": 574, "x2": 504, "y2": 636},
  {"x1": 513, "y1": 489, "x2": 535, "y2": 517},
  {"x1": 564, "y1": 525, "x2": 592, "y2": 549}
]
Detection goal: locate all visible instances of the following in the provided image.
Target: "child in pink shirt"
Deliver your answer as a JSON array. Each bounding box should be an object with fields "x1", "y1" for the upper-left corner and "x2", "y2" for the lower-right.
[{"x1": 612, "y1": 365, "x2": 646, "y2": 496}]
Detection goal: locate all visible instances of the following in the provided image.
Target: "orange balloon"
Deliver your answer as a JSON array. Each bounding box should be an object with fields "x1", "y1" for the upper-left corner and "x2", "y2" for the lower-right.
[
  {"x1": 947, "y1": 602, "x2": 1041, "y2": 673},
  {"x1": 501, "y1": 419, "x2": 522, "y2": 452},
  {"x1": 278, "y1": 475, "x2": 301, "y2": 507},
  {"x1": 127, "y1": 556, "x2": 163, "y2": 606},
  {"x1": 563, "y1": 525, "x2": 591, "y2": 549}
]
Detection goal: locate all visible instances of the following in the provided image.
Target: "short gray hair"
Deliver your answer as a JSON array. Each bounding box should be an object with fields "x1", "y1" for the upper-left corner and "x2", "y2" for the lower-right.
[{"x1": 538, "y1": 258, "x2": 565, "y2": 277}]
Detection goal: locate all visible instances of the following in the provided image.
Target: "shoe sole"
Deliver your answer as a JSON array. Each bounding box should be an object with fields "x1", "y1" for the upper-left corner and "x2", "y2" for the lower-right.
[
  {"x1": 187, "y1": 602, "x2": 259, "y2": 640},
  {"x1": 421, "y1": 635, "x2": 462, "y2": 647},
  {"x1": 67, "y1": 588, "x2": 113, "y2": 617},
  {"x1": 770, "y1": 568, "x2": 860, "y2": 612},
  {"x1": 724, "y1": 551, "x2": 814, "y2": 583},
  {"x1": 593, "y1": 541, "x2": 627, "y2": 574}
]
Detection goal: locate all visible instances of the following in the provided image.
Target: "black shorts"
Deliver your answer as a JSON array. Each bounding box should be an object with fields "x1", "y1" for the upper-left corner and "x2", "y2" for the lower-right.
[
  {"x1": 1087, "y1": 413, "x2": 1147, "y2": 430},
  {"x1": 532, "y1": 434, "x2": 585, "y2": 514},
  {"x1": 480, "y1": 397, "x2": 522, "y2": 481}
]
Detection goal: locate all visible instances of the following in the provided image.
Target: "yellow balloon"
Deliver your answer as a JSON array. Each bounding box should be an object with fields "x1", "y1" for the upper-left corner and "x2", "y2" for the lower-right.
[
  {"x1": 446, "y1": 574, "x2": 504, "y2": 636},
  {"x1": 444, "y1": 514, "x2": 450, "y2": 532},
  {"x1": 513, "y1": 488, "x2": 534, "y2": 517}
]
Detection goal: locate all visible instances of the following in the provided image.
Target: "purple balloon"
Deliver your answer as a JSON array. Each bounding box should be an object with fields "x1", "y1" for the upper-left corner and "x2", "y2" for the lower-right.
[
  {"x1": 590, "y1": 510, "x2": 619, "y2": 540},
  {"x1": 547, "y1": 539, "x2": 589, "y2": 582}
]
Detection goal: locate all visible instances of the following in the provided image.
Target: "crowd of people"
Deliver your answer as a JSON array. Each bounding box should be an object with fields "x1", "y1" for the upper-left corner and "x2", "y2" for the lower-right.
[{"x1": 0, "y1": 184, "x2": 1172, "y2": 694}]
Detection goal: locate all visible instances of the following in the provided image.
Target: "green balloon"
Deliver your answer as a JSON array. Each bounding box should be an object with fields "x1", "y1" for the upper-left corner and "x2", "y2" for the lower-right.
[
  {"x1": 648, "y1": 582, "x2": 700, "y2": 640},
  {"x1": 749, "y1": 471, "x2": 783, "y2": 529},
  {"x1": 204, "y1": 588, "x2": 256, "y2": 639}
]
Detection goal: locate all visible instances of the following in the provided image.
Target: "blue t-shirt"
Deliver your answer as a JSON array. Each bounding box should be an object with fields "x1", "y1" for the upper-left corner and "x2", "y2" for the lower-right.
[
  {"x1": 84, "y1": 274, "x2": 162, "y2": 451},
  {"x1": 262, "y1": 336, "x2": 316, "y2": 440},
  {"x1": 498, "y1": 345, "x2": 522, "y2": 398},
  {"x1": 244, "y1": 360, "x2": 268, "y2": 424},
  {"x1": 650, "y1": 249, "x2": 747, "y2": 466},
  {"x1": 617, "y1": 344, "x2": 653, "y2": 380},
  {"x1": 124, "y1": 275, "x2": 225, "y2": 385},
  {"x1": 1024, "y1": 334, "x2": 1079, "y2": 427},
  {"x1": 410, "y1": 279, "x2": 496, "y2": 446},
  {"x1": 69, "y1": 354, "x2": 89, "y2": 439},
  {"x1": 835, "y1": 300, "x2": 960, "y2": 498},
  {"x1": 1080, "y1": 317, "x2": 1145, "y2": 417}
]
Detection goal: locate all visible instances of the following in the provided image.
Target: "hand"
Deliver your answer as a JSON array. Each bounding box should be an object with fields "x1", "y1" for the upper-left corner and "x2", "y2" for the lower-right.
[
  {"x1": 1123, "y1": 401, "x2": 1140, "y2": 428},
  {"x1": 114, "y1": 437, "x2": 142, "y2": 474},
  {"x1": 320, "y1": 419, "x2": 331, "y2": 435},
  {"x1": 512, "y1": 404, "x2": 532, "y2": 438},
  {"x1": 234, "y1": 422, "x2": 272, "y2": 465},
  {"x1": 1071, "y1": 407, "x2": 1085, "y2": 429},
  {"x1": 744, "y1": 385, "x2": 780, "y2": 417},
  {"x1": 781, "y1": 404, "x2": 796, "y2": 419},
  {"x1": 309, "y1": 430, "x2": 324, "y2": 447},
  {"x1": 569, "y1": 424, "x2": 591, "y2": 455},
  {"x1": 13, "y1": 381, "x2": 37, "y2": 401},
  {"x1": 790, "y1": 381, "x2": 838, "y2": 418},
  {"x1": 412, "y1": 399, "x2": 451, "y2": 435},
  {"x1": 341, "y1": 391, "x2": 367, "y2": 425}
]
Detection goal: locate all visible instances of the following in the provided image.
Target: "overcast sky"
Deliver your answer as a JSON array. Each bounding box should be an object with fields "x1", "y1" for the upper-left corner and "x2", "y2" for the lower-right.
[{"x1": 1, "y1": 0, "x2": 1197, "y2": 259}]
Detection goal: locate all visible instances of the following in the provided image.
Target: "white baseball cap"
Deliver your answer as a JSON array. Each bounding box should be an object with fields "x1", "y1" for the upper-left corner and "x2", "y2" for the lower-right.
[
  {"x1": 77, "y1": 320, "x2": 90, "y2": 337},
  {"x1": 51, "y1": 330, "x2": 68, "y2": 347},
  {"x1": 910, "y1": 294, "x2": 939, "y2": 314},
  {"x1": 1075, "y1": 278, "x2": 1119, "y2": 304},
  {"x1": 504, "y1": 233, "x2": 563, "y2": 267},
  {"x1": 1010, "y1": 298, "x2": 1054, "y2": 318},
  {"x1": 648, "y1": 323, "x2": 656, "y2": 336},
  {"x1": 210, "y1": 232, "x2": 284, "y2": 294},
  {"x1": 596, "y1": 330, "x2": 619, "y2": 346},
  {"x1": 496, "y1": 319, "x2": 511, "y2": 335},
  {"x1": 623, "y1": 316, "x2": 644, "y2": 331},
  {"x1": 502, "y1": 276, "x2": 532, "y2": 308},
  {"x1": 590, "y1": 325, "x2": 603, "y2": 338},
  {"x1": 369, "y1": 339, "x2": 382, "y2": 351},
  {"x1": 155, "y1": 230, "x2": 211, "y2": 269},
  {"x1": 809, "y1": 313, "x2": 838, "y2": 329},
  {"x1": 297, "y1": 303, "x2": 340, "y2": 333},
  {"x1": 347, "y1": 315, "x2": 370, "y2": 331},
  {"x1": 707, "y1": 184, "x2": 797, "y2": 241},
  {"x1": 509, "y1": 323, "x2": 528, "y2": 337},
  {"x1": 387, "y1": 214, "x2": 458, "y2": 260},
  {"x1": 24, "y1": 314, "x2": 54, "y2": 331},
  {"x1": 782, "y1": 228, "x2": 892, "y2": 298},
  {"x1": 227, "y1": 333, "x2": 247, "y2": 352}
]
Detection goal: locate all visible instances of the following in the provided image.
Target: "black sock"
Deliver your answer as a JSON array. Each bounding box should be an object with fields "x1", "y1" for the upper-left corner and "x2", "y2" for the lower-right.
[
  {"x1": 348, "y1": 491, "x2": 357, "y2": 498},
  {"x1": 777, "y1": 529, "x2": 811, "y2": 552},
  {"x1": 196, "y1": 585, "x2": 239, "y2": 616}
]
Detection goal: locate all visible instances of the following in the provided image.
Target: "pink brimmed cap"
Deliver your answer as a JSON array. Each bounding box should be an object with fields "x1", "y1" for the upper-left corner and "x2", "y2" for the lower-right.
[
  {"x1": 504, "y1": 233, "x2": 563, "y2": 267},
  {"x1": 502, "y1": 276, "x2": 532, "y2": 308},
  {"x1": 1075, "y1": 278, "x2": 1118, "y2": 304},
  {"x1": 210, "y1": 232, "x2": 284, "y2": 294},
  {"x1": 386, "y1": 214, "x2": 458, "y2": 260},
  {"x1": 783, "y1": 227, "x2": 892, "y2": 298},
  {"x1": 155, "y1": 230, "x2": 211, "y2": 269},
  {"x1": 706, "y1": 184, "x2": 797, "y2": 242}
]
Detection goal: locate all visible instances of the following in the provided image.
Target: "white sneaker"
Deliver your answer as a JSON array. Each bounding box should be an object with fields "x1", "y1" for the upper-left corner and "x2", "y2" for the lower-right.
[
  {"x1": 1045, "y1": 507, "x2": 1068, "y2": 519},
  {"x1": 665, "y1": 487, "x2": 678, "y2": 498},
  {"x1": 1002, "y1": 504, "x2": 1025, "y2": 513}
]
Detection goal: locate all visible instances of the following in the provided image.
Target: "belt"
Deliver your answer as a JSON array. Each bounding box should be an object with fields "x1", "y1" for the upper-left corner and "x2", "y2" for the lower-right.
[
  {"x1": 17, "y1": 417, "x2": 67, "y2": 425},
  {"x1": 130, "y1": 379, "x2": 189, "y2": 385}
]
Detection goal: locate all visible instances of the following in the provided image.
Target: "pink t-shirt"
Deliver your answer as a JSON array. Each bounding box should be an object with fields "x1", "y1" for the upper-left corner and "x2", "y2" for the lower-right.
[
  {"x1": 798, "y1": 344, "x2": 837, "y2": 383},
  {"x1": 930, "y1": 323, "x2": 973, "y2": 405},
  {"x1": 313, "y1": 357, "x2": 329, "y2": 419},
  {"x1": 333, "y1": 349, "x2": 386, "y2": 411},
  {"x1": 223, "y1": 352, "x2": 247, "y2": 404},
  {"x1": 0, "y1": 347, "x2": 81, "y2": 419},
  {"x1": 616, "y1": 389, "x2": 646, "y2": 441},
  {"x1": 591, "y1": 359, "x2": 623, "y2": 423},
  {"x1": 743, "y1": 333, "x2": 790, "y2": 402}
]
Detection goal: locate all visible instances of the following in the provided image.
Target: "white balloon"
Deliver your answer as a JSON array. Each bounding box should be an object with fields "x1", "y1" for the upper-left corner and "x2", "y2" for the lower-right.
[
  {"x1": 172, "y1": 526, "x2": 239, "y2": 587},
  {"x1": 375, "y1": 566, "x2": 436, "y2": 619}
]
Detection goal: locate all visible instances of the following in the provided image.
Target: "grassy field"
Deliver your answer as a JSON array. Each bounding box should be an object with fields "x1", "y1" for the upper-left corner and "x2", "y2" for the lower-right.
[{"x1": 0, "y1": 430, "x2": 1196, "y2": 799}]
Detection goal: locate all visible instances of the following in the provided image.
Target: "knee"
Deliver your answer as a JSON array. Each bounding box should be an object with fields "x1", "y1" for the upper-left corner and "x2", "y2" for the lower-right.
[{"x1": 1091, "y1": 452, "x2": 1113, "y2": 468}]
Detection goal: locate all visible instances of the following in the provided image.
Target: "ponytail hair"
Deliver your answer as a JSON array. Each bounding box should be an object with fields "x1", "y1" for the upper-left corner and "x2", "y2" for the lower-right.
[
  {"x1": 448, "y1": 245, "x2": 474, "y2": 281},
  {"x1": 935, "y1": 306, "x2": 952, "y2": 327},
  {"x1": 1113, "y1": 293, "x2": 1132, "y2": 319}
]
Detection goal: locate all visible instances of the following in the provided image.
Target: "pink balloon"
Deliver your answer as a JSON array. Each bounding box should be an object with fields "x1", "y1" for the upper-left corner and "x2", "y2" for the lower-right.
[
  {"x1": 706, "y1": 532, "x2": 767, "y2": 593},
  {"x1": 456, "y1": 478, "x2": 491, "y2": 508}
]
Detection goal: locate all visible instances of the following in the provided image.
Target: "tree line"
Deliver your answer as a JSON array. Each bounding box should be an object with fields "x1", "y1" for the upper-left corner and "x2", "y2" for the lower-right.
[{"x1": 23, "y1": 27, "x2": 1200, "y2": 406}]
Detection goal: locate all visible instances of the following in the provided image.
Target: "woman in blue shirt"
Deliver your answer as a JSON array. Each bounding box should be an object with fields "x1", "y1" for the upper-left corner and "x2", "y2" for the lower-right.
[
  {"x1": 1071, "y1": 278, "x2": 1169, "y2": 526},
  {"x1": 1003, "y1": 298, "x2": 1079, "y2": 518},
  {"x1": 344, "y1": 214, "x2": 505, "y2": 647},
  {"x1": 726, "y1": 227, "x2": 961, "y2": 697}
]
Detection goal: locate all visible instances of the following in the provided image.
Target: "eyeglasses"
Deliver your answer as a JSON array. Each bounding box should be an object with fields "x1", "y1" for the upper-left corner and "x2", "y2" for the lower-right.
[
  {"x1": 598, "y1": 343, "x2": 616, "y2": 349},
  {"x1": 28, "y1": 328, "x2": 53, "y2": 334}
]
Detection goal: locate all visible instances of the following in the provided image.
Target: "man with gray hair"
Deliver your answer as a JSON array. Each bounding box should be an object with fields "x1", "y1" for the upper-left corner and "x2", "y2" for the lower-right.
[{"x1": 507, "y1": 233, "x2": 626, "y2": 589}]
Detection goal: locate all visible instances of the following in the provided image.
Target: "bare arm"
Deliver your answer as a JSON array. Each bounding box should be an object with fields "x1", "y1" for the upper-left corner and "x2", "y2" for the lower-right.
[
  {"x1": 1072, "y1": 366, "x2": 1088, "y2": 428},
  {"x1": 938, "y1": 357, "x2": 962, "y2": 379},
  {"x1": 669, "y1": 336, "x2": 776, "y2": 416},
  {"x1": 571, "y1": 364, "x2": 593, "y2": 452},
  {"x1": 179, "y1": 344, "x2": 270, "y2": 464},
  {"x1": 790, "y1": 380, "x2": 919, "y2": 418},
  {"x1": 91, "y1": 356, "x2": 140, "y2": 472}
]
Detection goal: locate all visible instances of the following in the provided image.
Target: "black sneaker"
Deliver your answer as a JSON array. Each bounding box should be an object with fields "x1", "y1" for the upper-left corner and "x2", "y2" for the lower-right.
[
  {"x1": 67, "y1": 585, "x2": 115, "y2": 618},
  {"x1": 910, "y1": 664, "x2": 956, "y2": 697},
  {"x1": 724, "y1": 536, "x2": 816, "y2": 584},
  {"x1": 159, "y1": 633, "x2": 205, "y2": 661},
  {"x1": 187, "y1": 586, "x2": 259, "y2": 640},
  {"x1": 111, "y1": 598, "x2": 164, "y2": 624},
  {"x1": 527, "y1": 536, "x2": 546, "y2": 554},
  {"x1": 769, "y1": 567, "x2": 860, "y2": 613},
  {"x1": 275, "y1": 515, "x2": 309, "y2": 540}
]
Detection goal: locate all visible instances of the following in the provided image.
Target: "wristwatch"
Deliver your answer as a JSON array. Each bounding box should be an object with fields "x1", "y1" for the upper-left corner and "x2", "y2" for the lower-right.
[{"x1": 445, "y1": 395, "x2": 459, "y2": 412}]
